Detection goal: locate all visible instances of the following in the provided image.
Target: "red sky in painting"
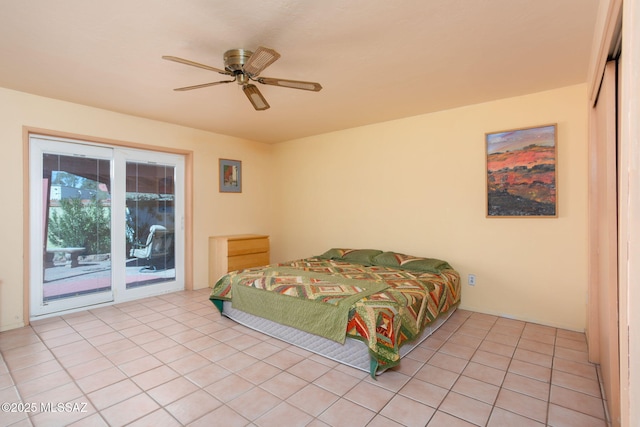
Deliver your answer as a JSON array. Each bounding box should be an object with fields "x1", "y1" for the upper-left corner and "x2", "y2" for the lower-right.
[{"x1": 487, "y1": 145, "x2": 555, "y2": 172}]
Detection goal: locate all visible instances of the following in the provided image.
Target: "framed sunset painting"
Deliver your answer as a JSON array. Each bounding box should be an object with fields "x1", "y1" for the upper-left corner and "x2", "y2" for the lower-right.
[{"x1": 486, "y1": 124, "x2": 557, "y2": 217}]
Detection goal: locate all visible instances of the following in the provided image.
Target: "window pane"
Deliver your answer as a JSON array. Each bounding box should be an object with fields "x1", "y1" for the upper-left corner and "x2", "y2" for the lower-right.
[
  {"x1": 42, "y1": 154, "x2": 112, "y2": 302},
  {"x1": 125, "y1": 162, "x2": 176, "y2": 289}
]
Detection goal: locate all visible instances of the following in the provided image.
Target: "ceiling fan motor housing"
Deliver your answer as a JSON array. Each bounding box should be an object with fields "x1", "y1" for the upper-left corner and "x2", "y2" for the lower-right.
[
  {"x1": 224, "y1": 49, "x2": 252, "y2": 72},
  {"x1": 224, "y1": 49, "x2": 253, "y2": 85}
]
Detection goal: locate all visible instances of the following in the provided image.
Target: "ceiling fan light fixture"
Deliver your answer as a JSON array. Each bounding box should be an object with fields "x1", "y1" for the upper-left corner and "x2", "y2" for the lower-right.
[{"x1": 243, "y1": 84, "x2": 270, "y2": 110}]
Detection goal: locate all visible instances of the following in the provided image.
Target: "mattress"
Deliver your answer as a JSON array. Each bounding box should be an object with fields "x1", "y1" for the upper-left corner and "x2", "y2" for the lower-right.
[{"x1": 222, "y1": 300, "x2": 456, "y2": 374}]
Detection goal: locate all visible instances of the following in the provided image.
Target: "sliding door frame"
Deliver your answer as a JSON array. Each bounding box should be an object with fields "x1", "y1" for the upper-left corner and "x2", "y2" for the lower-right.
[{"x1": 22, "y1": 127, "x2": 194, "y2": 322}]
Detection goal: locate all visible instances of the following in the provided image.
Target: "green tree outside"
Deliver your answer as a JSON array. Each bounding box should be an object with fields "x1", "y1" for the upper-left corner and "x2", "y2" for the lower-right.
[{"x1": 48, "y1": 196, "x2": 111, "y2": 255}]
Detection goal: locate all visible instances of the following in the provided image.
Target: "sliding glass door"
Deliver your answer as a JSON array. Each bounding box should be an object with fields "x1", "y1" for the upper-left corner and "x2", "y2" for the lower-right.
[{"x1": 30, "y1": 135, "x2": 184, "y2": 318}]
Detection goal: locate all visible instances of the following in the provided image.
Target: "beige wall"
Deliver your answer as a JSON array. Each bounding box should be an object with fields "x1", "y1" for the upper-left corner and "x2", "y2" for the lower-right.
[
  {"x1": 0, "y1": 87, "x2": 273, "y2": 331},
  {"x1": 272, "y1": 84, "x2": 588, "y2": 331},
  {"x1": 1, "y1": 84, "x2": 588, "y2": 333}
]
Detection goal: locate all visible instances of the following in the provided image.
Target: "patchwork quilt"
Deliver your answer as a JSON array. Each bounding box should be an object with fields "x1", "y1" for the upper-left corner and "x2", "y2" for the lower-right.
[{"x1": 210, "y1": 250, "x2": 460, "y2": 375}]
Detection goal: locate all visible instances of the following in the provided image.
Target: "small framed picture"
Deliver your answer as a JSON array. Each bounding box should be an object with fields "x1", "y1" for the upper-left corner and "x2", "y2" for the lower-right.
[
  {"x1": 219, "y1": 159, "x2": 242, "y2": 193},
  {"x1": 486, "y1": 124, "x2": 557, "y2": 217}
]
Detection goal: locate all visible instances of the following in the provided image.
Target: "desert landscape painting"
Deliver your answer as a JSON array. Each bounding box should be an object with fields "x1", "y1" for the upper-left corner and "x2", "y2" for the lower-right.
[{"x1": 486, "y1": 124, "x2": 557, "y2": 217}]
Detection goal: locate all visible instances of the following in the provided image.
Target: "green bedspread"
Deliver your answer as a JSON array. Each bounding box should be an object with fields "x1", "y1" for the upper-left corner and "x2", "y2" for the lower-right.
[{"x1": 229, "y1": 267, "x2": 389, "y2": 343}]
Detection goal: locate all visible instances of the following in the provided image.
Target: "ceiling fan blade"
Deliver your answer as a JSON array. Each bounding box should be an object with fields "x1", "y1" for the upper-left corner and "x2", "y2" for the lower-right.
[
  {"x1": 242, "y1": 84, "x2": 270, "y2": 110},
  {"x1": 243, "y1": 46, "x2": 281, "y2": 77},
  {"x1": 162, "y1": 55, "x2": 230, "y2": 75},
  {"x1": 174, "y1": 80, "x2": 234, "y2": 91},
  {"x1": 257, "y1": 77, "x2": 322, "y2": 92}
]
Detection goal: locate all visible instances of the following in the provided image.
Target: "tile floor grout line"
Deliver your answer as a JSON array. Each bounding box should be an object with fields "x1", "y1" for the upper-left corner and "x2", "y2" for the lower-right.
[
  {"x1": 544, "y1": 328, "x2": 557, "y2": 427},
  {"x1": 420, "y1": 309, "x2": 480, "y2": 426},
  {"x1": 478, "y1": 315, "x2": 509, "y2": 427}
]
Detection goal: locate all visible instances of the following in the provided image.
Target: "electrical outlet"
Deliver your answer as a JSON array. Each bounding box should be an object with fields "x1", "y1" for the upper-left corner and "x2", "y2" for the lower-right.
[{"x1": 468, "y1": 274, "x2": 476, "y2": 286}]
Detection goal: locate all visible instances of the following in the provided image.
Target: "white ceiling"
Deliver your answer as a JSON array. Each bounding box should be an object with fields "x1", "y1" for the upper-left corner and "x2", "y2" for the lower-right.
[{"x1": 0, "y1": 0, "x2": 599, "y2": 143}]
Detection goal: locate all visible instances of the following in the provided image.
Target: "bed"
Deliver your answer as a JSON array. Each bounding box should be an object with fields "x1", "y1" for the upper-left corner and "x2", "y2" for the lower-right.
[{"x1": 209, "y1": 248, "x2": 461, "y2": 377}]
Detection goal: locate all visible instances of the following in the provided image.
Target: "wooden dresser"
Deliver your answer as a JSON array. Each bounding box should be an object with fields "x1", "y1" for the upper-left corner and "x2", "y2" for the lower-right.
[{"x1": 208, "y1": 234, "x2": 270, "y2": 287}]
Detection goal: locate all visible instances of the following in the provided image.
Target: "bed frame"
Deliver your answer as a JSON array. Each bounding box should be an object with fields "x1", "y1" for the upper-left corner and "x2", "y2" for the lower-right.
[{"x1": 222, "y1": 300, "x2": 456, "y2": 374}]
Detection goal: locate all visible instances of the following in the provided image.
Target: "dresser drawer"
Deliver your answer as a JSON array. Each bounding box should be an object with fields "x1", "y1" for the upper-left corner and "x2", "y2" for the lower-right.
[
  {"x1": 228, "y1": 236, "x2": 269, "y2": 256},
  {"x1": 227, "y1": 252, "x2": 270, "y2": 272}
]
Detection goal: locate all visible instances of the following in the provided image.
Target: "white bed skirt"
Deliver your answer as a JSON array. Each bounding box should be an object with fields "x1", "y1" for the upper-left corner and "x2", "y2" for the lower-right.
[{"x1": 222, "y1": 301, "x2": 456, "y2": 374}]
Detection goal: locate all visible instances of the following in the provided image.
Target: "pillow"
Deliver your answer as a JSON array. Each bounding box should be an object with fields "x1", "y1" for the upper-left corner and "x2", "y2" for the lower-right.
[
  {"x1": 317, "y1": 248, "x2": 383, "y2": 265},
  {"x1": 372, "y1": 251, "x2": 452, "y2": 273}
]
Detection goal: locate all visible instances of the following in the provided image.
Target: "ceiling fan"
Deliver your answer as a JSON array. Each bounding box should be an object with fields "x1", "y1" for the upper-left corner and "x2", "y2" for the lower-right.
[{"x1": 162, "y1": 46, "x2": 322, "y2": 111}]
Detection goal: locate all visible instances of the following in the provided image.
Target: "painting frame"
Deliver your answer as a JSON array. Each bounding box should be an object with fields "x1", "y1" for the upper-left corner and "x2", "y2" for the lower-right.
[
  {"x1": 486, "y1": 124, "x2": 557, "y2": 218},
  {"x1": 219, "y1": 158, "x2": 242, "y2": 193}
]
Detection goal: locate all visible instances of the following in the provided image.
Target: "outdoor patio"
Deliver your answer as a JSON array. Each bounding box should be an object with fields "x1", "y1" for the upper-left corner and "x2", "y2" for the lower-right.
[{"x1": 43, "y1": 258, "x2": 176, "y2": 301}]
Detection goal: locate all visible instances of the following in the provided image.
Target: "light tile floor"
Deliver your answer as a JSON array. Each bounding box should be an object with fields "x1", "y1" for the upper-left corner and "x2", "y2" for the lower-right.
[{"x1": 0, "y1": 289, "x2": 609, "y2": 427}]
